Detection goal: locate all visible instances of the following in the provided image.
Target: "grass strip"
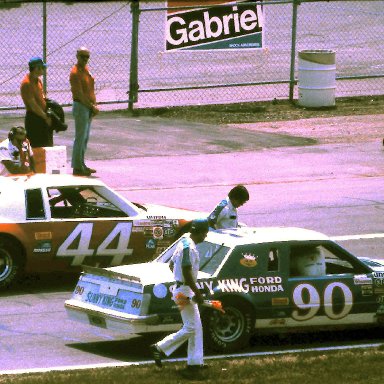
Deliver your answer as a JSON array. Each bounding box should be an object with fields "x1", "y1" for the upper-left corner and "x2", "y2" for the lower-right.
[{"x1": 1, "y1": 347, "x2": 384, "y2": 384}]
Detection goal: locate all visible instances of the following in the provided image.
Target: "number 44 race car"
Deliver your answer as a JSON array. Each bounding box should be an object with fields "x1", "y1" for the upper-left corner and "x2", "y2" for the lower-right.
[
  {"x1": 65, "y1": 226, "x2": 384, "y2": 353},
  {"x1": 0, "y1": 174, "x2": 203, "y2": 288}
]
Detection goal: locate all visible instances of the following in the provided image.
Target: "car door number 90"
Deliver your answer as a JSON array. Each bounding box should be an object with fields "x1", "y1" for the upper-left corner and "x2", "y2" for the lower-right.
[{"x1": 292, "y1": 282, "x2": 353, "y2": 321}]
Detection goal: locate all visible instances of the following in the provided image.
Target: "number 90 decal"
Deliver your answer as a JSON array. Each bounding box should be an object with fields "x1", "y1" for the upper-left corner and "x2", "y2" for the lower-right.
[{"x1": 292, "y1": 282, "x2": 353, "y2": 321}]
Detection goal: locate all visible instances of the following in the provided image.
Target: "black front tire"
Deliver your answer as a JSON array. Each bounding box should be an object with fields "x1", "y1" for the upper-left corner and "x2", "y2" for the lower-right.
[
  {"x1": 203, "y1": 298, "x2": 254, "y2": 353},
  {"x1": 0, "y1": 237, "x2": 24, "y2": 288}
]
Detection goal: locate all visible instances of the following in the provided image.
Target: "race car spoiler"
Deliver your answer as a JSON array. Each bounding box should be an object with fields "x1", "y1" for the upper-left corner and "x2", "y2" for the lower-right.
[{"x1": 82, "y1": 265, "x2": 141, "y2": 284}]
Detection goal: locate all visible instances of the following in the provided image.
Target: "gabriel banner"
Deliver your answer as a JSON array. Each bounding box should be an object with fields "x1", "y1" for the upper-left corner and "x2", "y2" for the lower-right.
[{"x1": 166, "y1": 1, "x2": 264, "y2": 51}]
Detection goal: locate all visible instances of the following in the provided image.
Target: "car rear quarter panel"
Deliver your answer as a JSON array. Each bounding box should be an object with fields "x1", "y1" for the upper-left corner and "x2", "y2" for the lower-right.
[{"x1": 3, "y1": 220, "x2": 164, "y2": 274}]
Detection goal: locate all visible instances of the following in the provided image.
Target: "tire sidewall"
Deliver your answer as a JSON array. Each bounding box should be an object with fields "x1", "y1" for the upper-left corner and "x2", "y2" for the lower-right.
[
  {"x1": 203, "y1": 298, "x2": 254, "y2": 353},
  {"x1": 0, "y1": 237, "x2": 23, "y2": 288}
]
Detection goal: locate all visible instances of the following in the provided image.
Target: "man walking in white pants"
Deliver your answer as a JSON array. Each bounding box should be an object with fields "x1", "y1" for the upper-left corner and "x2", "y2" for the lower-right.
[{"x1": 150, "y1": 218, "x2": 209, "y2": 379}]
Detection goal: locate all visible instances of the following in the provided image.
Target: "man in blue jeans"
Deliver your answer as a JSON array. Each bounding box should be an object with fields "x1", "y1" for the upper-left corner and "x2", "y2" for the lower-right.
[{"x1": 69, "y1": 47, "x2": 99, "y2": 176}]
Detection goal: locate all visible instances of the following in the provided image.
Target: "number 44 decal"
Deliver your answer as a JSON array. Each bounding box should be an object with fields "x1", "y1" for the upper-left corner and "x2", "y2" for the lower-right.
[{"x1": 57, "y1": 222, "x2": 133, "y2": 266}]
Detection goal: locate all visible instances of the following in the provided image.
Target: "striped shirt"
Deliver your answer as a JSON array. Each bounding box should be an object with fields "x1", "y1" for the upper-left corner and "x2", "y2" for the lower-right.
[
  {"x1": 171, "y1": 236, "x2": 200, "y2": 296},
  {"x1": 208, "y1": 197, "x2": 238, "y2": 229}
]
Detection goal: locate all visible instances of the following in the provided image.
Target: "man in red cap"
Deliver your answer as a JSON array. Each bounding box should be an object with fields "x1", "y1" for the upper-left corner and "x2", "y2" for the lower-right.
[{"x1": 20, "y1": 57, "x2": 52, "y2": 148}]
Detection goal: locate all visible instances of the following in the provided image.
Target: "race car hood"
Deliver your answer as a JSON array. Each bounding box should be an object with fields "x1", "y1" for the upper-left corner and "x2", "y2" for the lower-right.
[
  {"x1": 142, "y1": 203, "x2": 207, "y2": 221},
  {"x1": 358, "y1": 257, "x2": 384, "y2": 271},
  {"x1": 101, "y1": 262, "x2": 211, "y2": 286}
]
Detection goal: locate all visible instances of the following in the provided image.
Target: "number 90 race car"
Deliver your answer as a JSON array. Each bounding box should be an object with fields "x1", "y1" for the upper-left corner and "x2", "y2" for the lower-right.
[
  {"x1": 0, "y1": 174, "x2": 203, "y2": 288},
  {"x1": 65, "y1": 226, "x2": 384, "y2": 353}
]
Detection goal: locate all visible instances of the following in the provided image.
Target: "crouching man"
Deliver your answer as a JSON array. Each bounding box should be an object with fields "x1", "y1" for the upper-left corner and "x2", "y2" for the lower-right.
[{"x1": 0, "y1": 126, "x2": 35, "y2": 175}]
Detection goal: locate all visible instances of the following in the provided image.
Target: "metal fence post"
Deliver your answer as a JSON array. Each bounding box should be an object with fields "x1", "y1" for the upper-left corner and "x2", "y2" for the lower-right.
[
  {"x1": 42, "y1": 0, "x2": 47, "y2": 94},
  {"x1": 128, "y1": 0, "x2": 140, "y2": 111},
  {"x1": 289, "y1": 0, "x2": 299, "y2": 102}
]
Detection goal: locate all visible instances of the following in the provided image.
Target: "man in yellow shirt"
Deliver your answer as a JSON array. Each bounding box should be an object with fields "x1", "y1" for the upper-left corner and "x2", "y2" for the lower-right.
[
  {"x1": 69, "y1": 47, "x2": 99, "y2": 176},
  {"x1": 20, "y1": 57, "x2": 52, "y2": 148}
]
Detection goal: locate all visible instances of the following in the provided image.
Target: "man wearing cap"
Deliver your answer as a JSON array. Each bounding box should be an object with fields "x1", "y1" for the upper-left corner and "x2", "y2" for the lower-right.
[
  {"x1": 150, "y1": 218, "x2": 209, "y2": 379},
  {"x1": 69, "y1": 47, "x2": 99, "y2": 177},
  {"x1": 20, "y1": 57, "x2": 52, "y2": 148},
  {"x1": 0, "y1": 126, "x2": 35, "y2": 176}
]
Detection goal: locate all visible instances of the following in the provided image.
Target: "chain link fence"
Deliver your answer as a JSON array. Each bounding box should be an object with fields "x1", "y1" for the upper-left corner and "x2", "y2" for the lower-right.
[
  {"x1": 295, "y1": 0, "x2": 384, "y2": 98},
  {"x1": 0, "y1": 0, "x2": 133, "y2": 110},
  {"x1": 0, "y1": 0, "x2": 383, "y2": 111}
]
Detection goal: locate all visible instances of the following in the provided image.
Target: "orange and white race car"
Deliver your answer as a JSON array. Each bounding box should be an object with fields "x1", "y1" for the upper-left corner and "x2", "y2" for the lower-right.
[{"x1": 0, "y1": 174, "x2": 203, "y2": 288}]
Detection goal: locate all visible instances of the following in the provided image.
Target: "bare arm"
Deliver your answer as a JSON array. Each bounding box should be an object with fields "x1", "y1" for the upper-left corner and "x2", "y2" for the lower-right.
[
  {"x1": 2, "y1": 160, "x2": 29, "y2": 174},
  {"x1": 21, "y1": 84, "x2": 51, "y2": 126}
]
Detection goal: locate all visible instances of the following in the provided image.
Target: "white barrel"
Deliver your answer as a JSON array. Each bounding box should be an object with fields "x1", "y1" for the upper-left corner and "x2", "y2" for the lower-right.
[{"x1": 298, "y1": 49, "x2": 336, "y2": 107}]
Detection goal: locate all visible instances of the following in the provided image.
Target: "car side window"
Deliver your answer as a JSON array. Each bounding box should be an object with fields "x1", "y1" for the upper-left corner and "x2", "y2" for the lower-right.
[
  {"x1": 289, "y1": 244, "x2": 357, "y2": 277},
  {"x1": 48, "y1": 187, "x2": 128, "y2": 219},
  {"x1": 25, "y1": 188, "x2": 45, "y2": 220},
  {"x1": 267, "y1": 248, "x2": 279, "y2": 271}
]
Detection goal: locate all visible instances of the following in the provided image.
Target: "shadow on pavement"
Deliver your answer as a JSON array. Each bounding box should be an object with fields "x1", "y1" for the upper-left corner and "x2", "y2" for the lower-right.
[
  {"x1": 0, "y1": 272, "x2": 79, "y2": 297},
  {"x1": 67, "y1": 333, "x2": 170, "y2": 362},
  {"x1": 66, "y1": 328, "x2": 383, "y2": 363}
]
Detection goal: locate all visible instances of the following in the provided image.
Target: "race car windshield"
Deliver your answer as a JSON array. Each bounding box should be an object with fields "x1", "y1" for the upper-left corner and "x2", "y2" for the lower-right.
[{"x1": 156, "y1": 239, "x2": 230, "y2": 276}]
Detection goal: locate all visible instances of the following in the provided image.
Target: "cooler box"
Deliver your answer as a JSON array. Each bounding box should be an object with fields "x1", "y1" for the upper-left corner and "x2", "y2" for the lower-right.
[{"x1": 34, "y1": 146, "x2": 67, "y2": 174}]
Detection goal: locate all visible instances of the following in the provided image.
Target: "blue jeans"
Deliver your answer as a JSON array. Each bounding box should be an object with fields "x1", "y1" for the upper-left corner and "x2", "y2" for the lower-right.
[{"x1": 71, "y1": 101, "x2": 91, "y2": 170}]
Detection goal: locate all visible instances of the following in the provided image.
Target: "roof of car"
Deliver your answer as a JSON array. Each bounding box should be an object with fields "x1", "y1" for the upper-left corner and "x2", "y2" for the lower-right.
[
  {"x1": 0, "y1": 174, "x2": 109, "y2": 222},
  {"x1": 206, "y1": 226, "x2": 329, "y2": 247},
  {"x1": 0, "y1": 174, "x2": 106, "y2": 190}
]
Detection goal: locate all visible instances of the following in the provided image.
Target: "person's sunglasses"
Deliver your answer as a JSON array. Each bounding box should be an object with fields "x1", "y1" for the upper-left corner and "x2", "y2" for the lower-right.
[{"x1": 79, "y1": 54, "x2": 90, "y2": 59}]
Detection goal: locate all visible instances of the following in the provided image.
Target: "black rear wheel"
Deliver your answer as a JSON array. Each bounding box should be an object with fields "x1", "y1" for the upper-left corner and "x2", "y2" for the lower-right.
[
  {"x1": 203, "y1": 298, "x2": 254, "y2": 353},
  {"x1": 0, "y1": 237, "x2": 24, "y2": 288}
]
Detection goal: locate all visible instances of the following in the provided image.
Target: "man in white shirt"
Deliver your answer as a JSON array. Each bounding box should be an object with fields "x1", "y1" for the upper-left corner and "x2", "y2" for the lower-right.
[
  {"x1": 208, "y1": 185, "x2": 249, "y2": 229},
  {"x1": 150, "y1": 218, "x2": 209, "y2": 379},
  {"x1": 0, "y1": 126, "x2": 35, "y2": 176}
]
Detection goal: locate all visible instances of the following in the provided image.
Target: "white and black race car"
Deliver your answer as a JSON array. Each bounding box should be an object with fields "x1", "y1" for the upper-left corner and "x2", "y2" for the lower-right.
[{"x1": 65, "y1": 226, "x2": 384, "y2": 352}]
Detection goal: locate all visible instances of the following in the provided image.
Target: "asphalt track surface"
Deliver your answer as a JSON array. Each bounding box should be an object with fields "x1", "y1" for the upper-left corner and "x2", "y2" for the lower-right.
[{"x1": 0, "y1": 111, "x2": 384, "y2": 373}]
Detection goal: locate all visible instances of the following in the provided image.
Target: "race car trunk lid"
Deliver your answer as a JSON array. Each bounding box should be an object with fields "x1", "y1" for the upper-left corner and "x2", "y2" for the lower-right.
[
  {"x1": 66, "y1": 263, "x2": 173, "y2": 318},
  {"x1": 66, "y1": 266, "x2": 147, "y2": 317}
]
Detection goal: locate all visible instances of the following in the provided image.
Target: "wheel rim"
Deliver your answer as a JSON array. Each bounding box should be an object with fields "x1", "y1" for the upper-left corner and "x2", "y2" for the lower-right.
[
  {"x1": 210, "y1": 306, "x2": 246, "y2": 343},
  {"x1": 0, "y1": 248, "x2": 13, "y2": 281}
]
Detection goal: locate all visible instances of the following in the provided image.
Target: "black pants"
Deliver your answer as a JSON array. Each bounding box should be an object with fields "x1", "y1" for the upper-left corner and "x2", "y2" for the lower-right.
[{"x1": 25, "y1": 111, "x2": 53, "y2": 148}]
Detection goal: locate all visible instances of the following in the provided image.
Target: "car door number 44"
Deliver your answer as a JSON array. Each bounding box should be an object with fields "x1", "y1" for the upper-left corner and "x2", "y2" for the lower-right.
[
  {"x1": 56, "y1": 223, "x2": 133, "y2": 266},
  {"x1": 292, "y1": 282, "x2": 353, "y2": 321}
]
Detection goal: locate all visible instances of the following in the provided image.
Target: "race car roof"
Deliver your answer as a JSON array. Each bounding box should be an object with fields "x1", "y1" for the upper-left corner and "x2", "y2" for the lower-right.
[
  {"x1": 2, "y1": 174, "x2": 106, "y2": 189},
  {"x1": 206, "y1": 226, "x2": 329, "y2": 247},
  {"x1": 0, "y1": 174, "x2": 110, "y2": 222}
]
